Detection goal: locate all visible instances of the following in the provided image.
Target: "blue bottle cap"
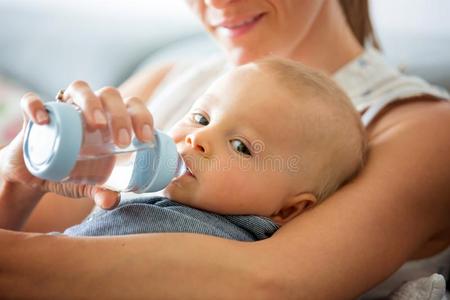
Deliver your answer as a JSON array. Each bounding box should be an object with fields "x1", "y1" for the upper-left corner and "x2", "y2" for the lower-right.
[
  {"x1": 23, "y1": 102, "x2": 83, "y2": 181},
  {"x1": 129, "y1": 131, "x2": 181, "y2": 193}
]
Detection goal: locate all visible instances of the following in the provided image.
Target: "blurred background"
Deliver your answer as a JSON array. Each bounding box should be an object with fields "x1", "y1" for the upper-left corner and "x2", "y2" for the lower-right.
[{"x1": 0, "y1": 0, "x2": 449, "y2": 143}]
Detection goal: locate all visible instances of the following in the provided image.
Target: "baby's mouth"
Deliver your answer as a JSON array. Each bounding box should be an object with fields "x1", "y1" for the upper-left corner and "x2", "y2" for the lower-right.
[
  {"x1": 181, "y1": 156, "x2": 196, "y2": 179},
  {"x1": 185, "y1": 165, "x2": 196, "y2": 178},
  {"x1": 179, "y1": 151, "x2": 197, "y2": 179}
]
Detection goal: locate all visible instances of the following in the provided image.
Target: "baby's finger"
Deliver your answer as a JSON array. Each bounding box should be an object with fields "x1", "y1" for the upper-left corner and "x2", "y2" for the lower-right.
[
  {"x1": 20, "y1": 92, "x2": 49, "y2": 125},
  {"x1": 65, "y1": 80, "x2": 108, "y2": 128},
  {"x1": 96, "y1": 87, "x2": 132, "y2": 148},
  {"x1": 41, "y1": 181, "x2": 90, "y2": 199},
  {"x1": 125, "y1": 97, "x2": 154, "y2": 143},
  {"x1": 41, "y1": 181, "x2": 120, "y2": 210}
]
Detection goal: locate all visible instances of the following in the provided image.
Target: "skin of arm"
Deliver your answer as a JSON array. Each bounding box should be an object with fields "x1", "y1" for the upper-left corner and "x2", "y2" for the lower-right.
[
  {"x1": 119, "y1": 62, "x2": 175, "y2": 101},
  {"x1": 0, "y1": 181, "x2": 43, "y2": 230},
  {"x1": 0, "y1": 98, "x2": 449, "y2": 299},
  {"x1": 0, "y1": 132, "x2": 46, "y2": 230},
  {"x1": 19, "y1": 62, "x2": 175, "y2": 233}
]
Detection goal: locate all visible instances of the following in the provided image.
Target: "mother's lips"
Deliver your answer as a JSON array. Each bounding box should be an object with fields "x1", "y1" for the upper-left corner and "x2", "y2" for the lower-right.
[{"x1": 210, "y1": 13, "x2": 266, "y2": 29}]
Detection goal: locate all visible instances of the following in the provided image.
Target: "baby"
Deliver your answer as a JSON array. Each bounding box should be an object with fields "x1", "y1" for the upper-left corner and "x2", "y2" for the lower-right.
[{"x1": 63, "y1": 58, "x2": 366, "y2": 240}]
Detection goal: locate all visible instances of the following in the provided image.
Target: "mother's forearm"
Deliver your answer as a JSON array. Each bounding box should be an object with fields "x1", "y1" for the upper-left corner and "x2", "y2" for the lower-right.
[
  {"x1": 0, "y1": 181, "x2": 44, "y2": 230},
  {"x1": 0, "y1": 230, "x2": 277, "y2": 300}
]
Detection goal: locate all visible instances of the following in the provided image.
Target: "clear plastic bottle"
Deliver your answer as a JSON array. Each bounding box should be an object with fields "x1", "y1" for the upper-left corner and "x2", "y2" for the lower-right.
[{"x1": 23, "y1": 101, "x2": 185, "y2": 193}]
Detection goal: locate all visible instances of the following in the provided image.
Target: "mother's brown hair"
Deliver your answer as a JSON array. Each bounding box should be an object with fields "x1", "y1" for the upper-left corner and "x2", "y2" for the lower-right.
[{"x1": 339, "y1": 0, "x2": 380, "y2": 49}]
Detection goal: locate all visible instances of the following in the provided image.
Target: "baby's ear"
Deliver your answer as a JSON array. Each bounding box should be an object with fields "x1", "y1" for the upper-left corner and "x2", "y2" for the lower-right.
[{"x1": 270, "y1": 193, "x2": 317, "y2": 226}]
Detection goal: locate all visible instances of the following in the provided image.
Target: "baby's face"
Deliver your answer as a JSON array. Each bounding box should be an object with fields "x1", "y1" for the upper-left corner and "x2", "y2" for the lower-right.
[{"x1": 164, "y1": 66, "x2": 313, "y2": 219}]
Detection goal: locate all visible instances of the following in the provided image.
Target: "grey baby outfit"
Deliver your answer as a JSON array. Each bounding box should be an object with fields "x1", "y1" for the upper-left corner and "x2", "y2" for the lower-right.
[{"x1": 64, "y1": 196, "x2": 279, "y2": 241}]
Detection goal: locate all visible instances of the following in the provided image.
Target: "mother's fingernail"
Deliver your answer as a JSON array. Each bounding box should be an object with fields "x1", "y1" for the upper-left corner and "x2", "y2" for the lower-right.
[
  {"x1": 36, "y1": 109, "x2": 48, "y2": 123},
  {"x1": 142, "y1": 124, "x2": 153, "y2": 141},
  {"x1": 94, "y1": 109, "x2": 107, "y2": 125},
  {"x1": 118, "y1": 128, "x2": 130, "y2": 146}
]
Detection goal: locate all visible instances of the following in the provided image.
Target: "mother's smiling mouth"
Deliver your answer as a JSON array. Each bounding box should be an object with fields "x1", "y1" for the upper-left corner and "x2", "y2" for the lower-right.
[
  {"x1": 210, "y1": 13, "x2": 266, "y2": 37},
  {"x1": 214, "y1": 13, "x2": 265, "y2": 29}
]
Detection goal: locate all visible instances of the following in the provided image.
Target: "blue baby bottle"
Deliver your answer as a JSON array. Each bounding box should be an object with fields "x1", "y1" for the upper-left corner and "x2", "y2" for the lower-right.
[{"x1": 23, "y1": 101, "x2": 185, "y2": 193}]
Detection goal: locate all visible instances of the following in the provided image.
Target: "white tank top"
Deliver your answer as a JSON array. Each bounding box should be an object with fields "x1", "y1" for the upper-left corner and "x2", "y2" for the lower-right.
[{"x1": 147, "y1": 48, "x2": 450, "y2": 298}]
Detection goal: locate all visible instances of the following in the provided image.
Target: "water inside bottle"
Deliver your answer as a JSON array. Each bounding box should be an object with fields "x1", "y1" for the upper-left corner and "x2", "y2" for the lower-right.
[
  {"x1": 60, "y1": 123, "x2": 186, "y2": 193},
  {"x1": 101, "y1": 150, "x2": 142, "y2": 191},
  {"x1": 66, "y1": 146, "x2": 186, "y2": 193},
  {"x1": 66, "y1": 149, "x2": 141, "y2": 191}
]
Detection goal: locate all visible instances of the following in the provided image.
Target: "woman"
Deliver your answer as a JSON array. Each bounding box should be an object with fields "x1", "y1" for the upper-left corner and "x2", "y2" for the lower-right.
[{"x1": 0, "y1": 0, "x2": 449, "y2": 299}]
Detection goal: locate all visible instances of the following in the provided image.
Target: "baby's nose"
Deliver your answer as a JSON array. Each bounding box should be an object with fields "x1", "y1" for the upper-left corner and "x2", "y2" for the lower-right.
[{"x1": 185, "y1": 133, "x2": 207, "y2": 154}]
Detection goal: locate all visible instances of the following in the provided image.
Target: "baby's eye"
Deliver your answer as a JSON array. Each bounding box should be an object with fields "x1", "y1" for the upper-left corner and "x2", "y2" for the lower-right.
[
  {"x1": 193, "y1": 113, "x2": 209, "y2": 126},
  {"x1": 230, "y1": 139, "x2": 252, "y2": 156}
]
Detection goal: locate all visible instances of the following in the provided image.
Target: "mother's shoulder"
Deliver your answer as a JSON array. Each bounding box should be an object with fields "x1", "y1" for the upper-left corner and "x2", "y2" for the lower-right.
[{"x1": 367, "y1": 96, "x2": 450, "y2": 140}]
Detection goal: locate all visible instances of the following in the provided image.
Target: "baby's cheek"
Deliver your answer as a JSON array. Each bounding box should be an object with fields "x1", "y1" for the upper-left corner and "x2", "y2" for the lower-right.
[
  {"x1": 194, "y1": 174, "x2": 237, "y2": 212},
  {"x1": 169, "y1": 120, "x2": 195, "y2": 142},
  {"x1": 210, "y1": 180, "x2": 268, "y2": 215},
  {"x1": 169, "y1": 128, "x2": 186, "y2": 143},
  {"x1": 217, "y1": 169, "x2": 248, "y2": 190}
]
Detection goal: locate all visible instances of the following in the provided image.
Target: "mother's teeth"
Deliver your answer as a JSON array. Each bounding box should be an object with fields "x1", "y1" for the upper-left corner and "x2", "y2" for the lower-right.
[{"x1": 227, "y1": 16, "x2": 257, "y2": 29}]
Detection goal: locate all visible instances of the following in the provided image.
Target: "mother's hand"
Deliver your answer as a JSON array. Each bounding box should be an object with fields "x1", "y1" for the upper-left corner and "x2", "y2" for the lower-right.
[{"x1": 0, "y1": 80, "x2": 154, "y2": 209}]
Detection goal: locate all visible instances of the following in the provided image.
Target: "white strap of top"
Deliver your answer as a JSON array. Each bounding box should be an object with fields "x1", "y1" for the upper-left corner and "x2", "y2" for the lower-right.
[{"x1": 333, "y1": 47, "x2": 449, "y2": 127}]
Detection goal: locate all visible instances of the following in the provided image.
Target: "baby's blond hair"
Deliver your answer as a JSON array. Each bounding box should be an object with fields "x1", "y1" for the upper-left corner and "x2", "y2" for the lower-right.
[{"x1": 253, "y1": 57, "x2": 367, "y2": 202}]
